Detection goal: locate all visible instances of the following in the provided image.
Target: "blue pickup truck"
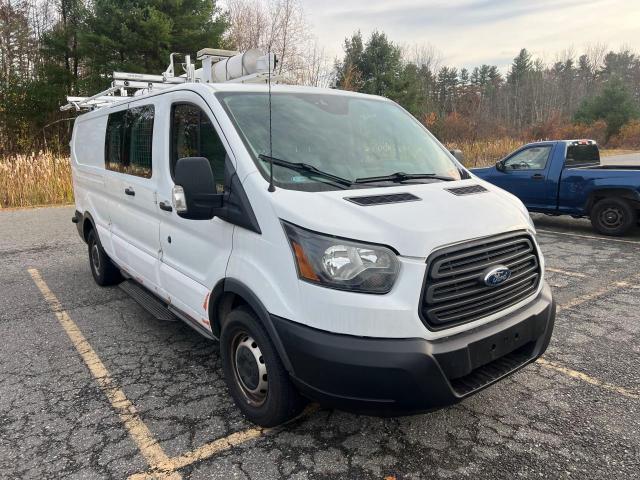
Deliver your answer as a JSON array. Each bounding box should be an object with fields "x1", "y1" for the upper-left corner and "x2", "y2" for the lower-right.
[{"x1": 472, "y1": 140, "x2": 640, "y2": 236}]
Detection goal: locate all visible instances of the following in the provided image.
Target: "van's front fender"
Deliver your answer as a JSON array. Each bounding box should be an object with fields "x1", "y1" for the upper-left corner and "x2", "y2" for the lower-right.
[{"x1": 213, "y1": 278, "x2": 295, "y2": 373}]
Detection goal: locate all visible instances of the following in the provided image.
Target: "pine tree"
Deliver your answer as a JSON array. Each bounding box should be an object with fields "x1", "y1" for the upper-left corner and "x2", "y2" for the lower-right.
[
  {"x1": 81, "y1": 0, "x2": 227, "y2": 90},
  {"x1": 334, "y1": 31, "x2": 365, "y2": 91},
  {"x1": 574, "y1": 77, "x2": 640, "y2": 139},
  {"x1": 508, "y1": 48, "x2": 533, "y2": 85},
  {"x1": 335, "y1": 30, "x2": 404, "y2": 101}
]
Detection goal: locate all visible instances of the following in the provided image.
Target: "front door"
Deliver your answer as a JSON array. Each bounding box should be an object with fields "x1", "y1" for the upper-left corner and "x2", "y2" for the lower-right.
[
  {"x1": 157, "y1": 92, "x2": 235, "y2": 328},
  {"x1": 492, "y1": 144, "x2": 554, "y2": 210}
]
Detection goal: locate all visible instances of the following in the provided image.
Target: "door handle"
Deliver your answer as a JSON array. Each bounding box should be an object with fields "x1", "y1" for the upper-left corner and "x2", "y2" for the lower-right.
[
  {"x1": 124, "y1": 187, "x2": 136, "y2": 196},
  {"x1": 159, "y1": 201, "x2": 173, "y2": 212},
  {"x1": 531, "y1": 174, "x2": 545, "y2": 180}
]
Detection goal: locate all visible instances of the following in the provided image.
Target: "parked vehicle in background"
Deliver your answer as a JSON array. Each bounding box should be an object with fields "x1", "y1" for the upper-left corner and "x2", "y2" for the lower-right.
[
  {"x1": 68, "y1": 49, "x2": 555, "y2": 427},
  {"x1": 472, "y1": 140, "x2": 640, "y2": 236}
]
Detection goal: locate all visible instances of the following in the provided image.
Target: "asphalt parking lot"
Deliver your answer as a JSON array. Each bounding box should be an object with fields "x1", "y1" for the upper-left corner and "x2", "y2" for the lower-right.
[{"x1": 1, "y1": 206, "x2": 639, "y2": 479}]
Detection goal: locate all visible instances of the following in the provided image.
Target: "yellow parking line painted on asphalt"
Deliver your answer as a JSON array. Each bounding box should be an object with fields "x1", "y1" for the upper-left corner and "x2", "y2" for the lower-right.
[
  {"x1": 128, "y1": 404, "x2": 320, "y2": 479},
  {"x1": 556, "y1": 277, "x2": 637, "y2": 313},
  {"x1": 128, "y1": 428, "x2": 265, "y2": 479},
  {"x1": 537, "y1": 229, "x2": 640, "y2": 246},
  {"x1": 537, "y1": 358, "x2": 639, "y2": 400},
  {"x1": 545, "y1": 267, "x2": 587, "y2": 278},
  {"x1": 28, "y1": 269, "x2": 181, "y2": 480},
  {"x1": 30, "y1": 263, "x2": 638, "y2": 476}
]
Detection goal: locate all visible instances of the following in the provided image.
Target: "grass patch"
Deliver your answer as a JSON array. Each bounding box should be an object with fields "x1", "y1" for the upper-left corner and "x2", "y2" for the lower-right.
[
  {"x1": 0, "y1": 152, "x2": 73, "y2": 208},
  {"x1": 1, "y1": 145, "x2": 636, "y2": 208},
  {"x1": 446, "y1": 138, "x2": 525, "y2": 168},
  {"x1": 600, "y1": 149, "x2": 639, "y2": 157}
]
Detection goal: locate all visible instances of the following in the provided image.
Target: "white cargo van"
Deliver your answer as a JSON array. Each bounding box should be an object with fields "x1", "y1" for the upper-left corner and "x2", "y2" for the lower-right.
[{"x1": 69, "y1": 52, "x2": 555, "y2": 426}]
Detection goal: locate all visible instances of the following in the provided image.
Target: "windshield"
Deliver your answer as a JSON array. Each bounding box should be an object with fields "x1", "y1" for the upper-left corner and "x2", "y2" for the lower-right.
[{"x1": 217, "y1": 92, "x2": 463, "y2": 191}]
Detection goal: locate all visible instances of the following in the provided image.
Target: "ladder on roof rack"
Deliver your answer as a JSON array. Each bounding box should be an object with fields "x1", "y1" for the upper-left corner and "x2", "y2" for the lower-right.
[
  {"x1": 61, "y1": 49, "x2": 278, "y2": 112},
  {"x1": 61, "y1": 86, "x2": 122, "y2": 111}
]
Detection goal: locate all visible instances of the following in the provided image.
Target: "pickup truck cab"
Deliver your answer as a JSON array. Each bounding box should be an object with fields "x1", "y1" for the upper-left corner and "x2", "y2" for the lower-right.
[
  {"x1": 70, "y1": 74, "x2": 555, "y2": 427},
  {"x1": 473, "y1": 140, "x2": 640, "y2": 236}
]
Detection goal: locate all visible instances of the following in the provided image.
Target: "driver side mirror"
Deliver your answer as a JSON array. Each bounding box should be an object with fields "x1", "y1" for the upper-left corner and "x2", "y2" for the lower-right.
[
  {"x1": 496, "y1": 160, "x2": 506, "y2": 172},
  {"x1": 173, "y1": 157, "x2": 224, "y2": 220}
]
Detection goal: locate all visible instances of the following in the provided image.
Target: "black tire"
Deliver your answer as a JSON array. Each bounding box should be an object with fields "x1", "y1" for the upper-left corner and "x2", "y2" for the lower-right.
[
  {"x1": 590, "y1": 198, "x2": 637, "y2": 237},
  {"x1": 220, "y1": 306, "x2": 305, "y2": 427},
  {"x1": 87, "y1": 229, "x2": 122, "y2": 286}
]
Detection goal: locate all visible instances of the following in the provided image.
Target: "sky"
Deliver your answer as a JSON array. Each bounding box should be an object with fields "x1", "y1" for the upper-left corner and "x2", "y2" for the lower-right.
[{"x1": 300, "y1": 0, "x2": 640, "y2": 70}]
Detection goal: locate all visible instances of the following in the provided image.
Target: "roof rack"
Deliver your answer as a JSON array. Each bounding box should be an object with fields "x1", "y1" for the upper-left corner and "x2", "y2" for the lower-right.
[{"x1": 61, "y1": 49, "x2": 278, "y2": 112}]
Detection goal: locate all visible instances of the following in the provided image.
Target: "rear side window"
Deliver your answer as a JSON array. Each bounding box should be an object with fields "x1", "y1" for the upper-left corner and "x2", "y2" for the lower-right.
[
  {"x1": 105, "y1": 111, "x2": 126, "y2": 171},
  {"x1": 104, "y1": 105, "x2": 154, "y2": 178},
  {"x1": 566, "y1": 144, "x2": 599, "y2": 167},
  {"x1": 171, "y1": 103, "x2": 226, "y2": 193}
]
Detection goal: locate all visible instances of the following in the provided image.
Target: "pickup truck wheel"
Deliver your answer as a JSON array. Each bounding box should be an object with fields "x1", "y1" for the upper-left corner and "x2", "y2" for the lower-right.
[
  {"x1": 590, "y1": 198, "x2": 637, "y2": 236},
  {"x1": 87, "y1": 230, "x2": 122, "y2": 286},
  {"x1": 220, "y1": 306, "x2": 305, "y2": 427}
]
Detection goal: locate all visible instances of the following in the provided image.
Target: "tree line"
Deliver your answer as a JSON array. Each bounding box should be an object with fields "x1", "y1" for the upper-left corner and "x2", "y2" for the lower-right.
[
  {"x1": 1, "y1": 0, "x2": 229, "y2": 153},
  {"x1": 334, "y1": 31, "x2": 640, "y2": 146},
  {"x1": 0, "y1": 0, "x2": 326, "y2": 155},
  {"x1": 2, "y1": 1, "x2": 639, "y2": 156}
]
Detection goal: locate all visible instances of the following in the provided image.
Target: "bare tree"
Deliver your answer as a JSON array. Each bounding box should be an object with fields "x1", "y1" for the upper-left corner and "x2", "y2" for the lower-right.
[
  {"x1": 585, "y1": 42, "x2": 608, "y2": 73},
  {"x1": 0, "y1": 0, "x2": 37, "y2": 82},
  {"x1": 225, "y1": 0, "x2": 268, "y2": 51},
  {"x1": 223, "y1": 0, "x2": 327, "y2": 85},
  {"x1": 403, "y1": 42, "x2": 442, "y2": 74},
  {"x1": 294, "y1": 39, "x2": 332, "y2": 87}
]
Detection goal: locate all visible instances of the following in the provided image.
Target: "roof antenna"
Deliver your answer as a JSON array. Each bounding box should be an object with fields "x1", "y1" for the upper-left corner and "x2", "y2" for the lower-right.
[{"x1": 267, "y1": 49, "x2": 276, "y2": 193}]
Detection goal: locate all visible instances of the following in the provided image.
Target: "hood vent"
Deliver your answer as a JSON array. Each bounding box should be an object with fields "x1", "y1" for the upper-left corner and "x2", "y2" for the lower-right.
[
  {"x1": 446, "y1": 185, "x2": 488, "y2": 196},
  {"x1": 345, "y1": 192, "x2": 421, "y2": 206}
]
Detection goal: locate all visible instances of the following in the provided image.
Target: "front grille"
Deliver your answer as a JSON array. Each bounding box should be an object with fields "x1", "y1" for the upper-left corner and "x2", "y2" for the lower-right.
[
  {"x1": 345, "y1": 192, "x2": 420, "y2": 206},
  {"x1": 421, "y1": 232, "x2": 541, "y2": 329}
]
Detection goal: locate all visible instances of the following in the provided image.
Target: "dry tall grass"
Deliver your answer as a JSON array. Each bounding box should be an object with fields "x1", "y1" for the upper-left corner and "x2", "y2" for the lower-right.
[
  {"x1": 0, "y1": 152, "x2": 73, "y2": 208},
  {"x1": 446, "y1": 137, "x2": 524, "y2": 167},
  {"x1": 0, "y1": 140, "x2": 636, "y2": 208}
]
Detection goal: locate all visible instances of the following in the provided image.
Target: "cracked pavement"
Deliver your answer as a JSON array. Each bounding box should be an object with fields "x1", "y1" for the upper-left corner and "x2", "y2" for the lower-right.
[{"x1": 1, "y1": 206, "x2": 639, "y2": 479}]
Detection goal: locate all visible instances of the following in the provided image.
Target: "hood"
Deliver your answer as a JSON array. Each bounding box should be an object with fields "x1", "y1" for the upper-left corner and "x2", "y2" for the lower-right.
[{"x1": 271, "y1": 179, "x2": 533, "y2": 258}]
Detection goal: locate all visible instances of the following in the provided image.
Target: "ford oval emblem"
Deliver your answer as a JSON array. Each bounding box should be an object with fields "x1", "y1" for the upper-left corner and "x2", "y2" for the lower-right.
[{"x1": 482, "y1": 266, "x2": 512, "y2": 287}]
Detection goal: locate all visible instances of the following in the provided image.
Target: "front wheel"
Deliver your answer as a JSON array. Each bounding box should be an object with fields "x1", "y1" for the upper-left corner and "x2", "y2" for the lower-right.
[
  {"x1": 220, "y1": 306, "x2": 305, "y2": 427},
  {"x1": 590, "y1": 198, "x2": 637, "y2": 237}
]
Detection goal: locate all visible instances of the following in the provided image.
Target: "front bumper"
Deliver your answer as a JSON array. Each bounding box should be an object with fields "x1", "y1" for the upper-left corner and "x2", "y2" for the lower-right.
[{"x1": 272, "y1": 282, "x2": 555, "y2": 414}]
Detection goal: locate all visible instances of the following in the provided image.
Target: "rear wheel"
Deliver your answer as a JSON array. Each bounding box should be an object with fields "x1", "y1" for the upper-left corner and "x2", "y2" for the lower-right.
[
  {"x1": 220, "y1": 306, "x2": 304, "y2": 427},
  {"x1": 87, "y1": 230, "x2": 122, "y2": 286},
  {"x1": 590, "y1": 198, "x2": 637, "y2": 236}
]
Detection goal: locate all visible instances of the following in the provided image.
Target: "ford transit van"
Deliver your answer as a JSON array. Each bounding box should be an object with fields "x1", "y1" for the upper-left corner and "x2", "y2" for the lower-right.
[{"x1": 70, "y1": 81, "x2": 555, "y2": 426}]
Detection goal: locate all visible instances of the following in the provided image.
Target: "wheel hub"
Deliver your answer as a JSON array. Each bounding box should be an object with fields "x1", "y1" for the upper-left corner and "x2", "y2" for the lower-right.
[
  {"x1": 91, "y1": 244, "x2": 101, "y2": 272},
  {"x1": 232, "y1": 333, "x2": 268, "y2": 406},
  {"x1": 600, "y1": 207, "x2": 624, "y2": 228}
]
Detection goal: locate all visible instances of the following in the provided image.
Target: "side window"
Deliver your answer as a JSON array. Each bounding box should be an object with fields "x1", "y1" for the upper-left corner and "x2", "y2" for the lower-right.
[
  {"x1": 105, "y1": 110, "x2": 126, "y2": 172},
  {"x1": 503, "y1": 146, "x2": 552, "y2": 171},
  {"x1": 104, "y1": 105, "x2": 154, "y2": 178},
  {"x1": 127, "y1": 106, "x2": 154, "y2": 178},
  {"x1": 171, "y1": 103, "x2": 226, "y2": 193}
]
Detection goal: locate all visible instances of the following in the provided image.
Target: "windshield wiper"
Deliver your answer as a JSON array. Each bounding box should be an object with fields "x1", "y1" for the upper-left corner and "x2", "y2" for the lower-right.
[
  {"x1": 258, "y1": 154, "x2": 353, "y2": 187},
  {"x1": 354, "y1": 171, "x2": 456, "y2": 184}
]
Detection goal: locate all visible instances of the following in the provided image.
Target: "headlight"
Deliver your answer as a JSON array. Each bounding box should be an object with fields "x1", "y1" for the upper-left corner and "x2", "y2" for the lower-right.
[{"x1": 282, "y1": 221, "x2": 400, "y2": 294}]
